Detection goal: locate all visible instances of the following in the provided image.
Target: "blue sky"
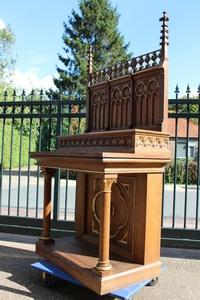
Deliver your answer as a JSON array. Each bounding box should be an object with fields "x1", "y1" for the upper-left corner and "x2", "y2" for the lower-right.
[{"x1": 1, "y1": 0, "x2": 200, "y2": 96}]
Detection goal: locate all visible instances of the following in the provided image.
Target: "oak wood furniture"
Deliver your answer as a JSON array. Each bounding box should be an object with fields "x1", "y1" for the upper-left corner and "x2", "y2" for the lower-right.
[{"x1": 31, "y1": 12, "x2": 170, "y2": 295}]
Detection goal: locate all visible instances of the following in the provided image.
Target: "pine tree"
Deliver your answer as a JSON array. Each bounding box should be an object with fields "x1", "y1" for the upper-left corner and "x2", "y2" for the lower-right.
[{"x1": 54, "y1": 0, "x2": 131, "y2": 94}]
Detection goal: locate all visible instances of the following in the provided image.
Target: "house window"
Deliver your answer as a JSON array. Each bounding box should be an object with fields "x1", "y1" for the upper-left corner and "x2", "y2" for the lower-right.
[
  {"x1": 176, "y1": 141, "x2": 196, "y2": 159},
  {"x1": 188, "y1": 146, "x2": 195, "y2": 157},
  {"x1": 177, "y1": 142, "x2": 186, "y2": 158}
]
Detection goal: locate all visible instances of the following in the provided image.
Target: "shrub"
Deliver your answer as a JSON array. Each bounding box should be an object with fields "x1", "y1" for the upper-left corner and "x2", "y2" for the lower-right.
[
  {"x1": 188, "y1": 160, "x2": 197, "y2": 185},
  {"x1": 165, "y1": 159, "x2": 197, "y2": 185},
  {"x1": 0, "y1": 121, "x2": 36, "y2": 168}
]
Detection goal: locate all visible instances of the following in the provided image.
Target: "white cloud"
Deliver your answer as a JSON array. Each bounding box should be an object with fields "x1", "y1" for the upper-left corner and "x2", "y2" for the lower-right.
[
  {"x1": 0, "y1": 18, "x2": 6, "y2": 29},
  {"x1": 9, "y1": 68, "x2": 56, "y2": 91}
]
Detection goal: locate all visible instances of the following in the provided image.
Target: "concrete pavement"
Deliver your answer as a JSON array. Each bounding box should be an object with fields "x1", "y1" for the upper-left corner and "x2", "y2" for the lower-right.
[{"x1": 0, "y1": 233, "x2": 200, "y2": 300}]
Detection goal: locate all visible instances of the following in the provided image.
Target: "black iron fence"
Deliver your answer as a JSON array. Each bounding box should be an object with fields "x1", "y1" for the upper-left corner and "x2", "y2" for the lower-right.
[
  {"x1": 162, "y1": 85, "x2": 200, "y2": 247},
  {"x1": 0, "y1": 90, "x2": 86, "y2": 235},
  {"x1": 0, "y1": 87, "x2": 199, "y2": 247}
]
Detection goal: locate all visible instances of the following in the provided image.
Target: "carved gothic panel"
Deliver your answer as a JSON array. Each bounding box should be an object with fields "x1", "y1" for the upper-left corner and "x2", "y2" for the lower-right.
[
  {"x1": 134, "y1": 77, "x2": 160, "y2": 129},
  {"x1": 90, "y1": 86, "x2": 109, "y2": 131},
  {"x1": 110, "y1": 81, "x2": 133, "y2": 129}
]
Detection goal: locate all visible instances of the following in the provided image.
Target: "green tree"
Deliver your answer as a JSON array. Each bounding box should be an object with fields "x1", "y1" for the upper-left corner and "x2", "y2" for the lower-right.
[
  {"x1": 54, "y1": 0, "x2": 131, "y2": 94},
  {"x1": 0, "y1": 23, "x2": 15, "y2": 83}
]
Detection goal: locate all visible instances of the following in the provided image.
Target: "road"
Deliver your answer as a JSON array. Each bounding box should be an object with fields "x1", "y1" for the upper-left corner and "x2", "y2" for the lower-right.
[{"x1": 0, "y1": 173, "x2": 199, "y2": 227}]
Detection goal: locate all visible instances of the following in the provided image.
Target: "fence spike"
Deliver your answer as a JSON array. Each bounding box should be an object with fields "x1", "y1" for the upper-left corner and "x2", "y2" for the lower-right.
[
  {"x1": 174, "y1": 84, "x2": 180, "y2": 95},
  {"x1": 22, "y1": 89, "x2": 26, "y2": 96},
  {"x1": 197, "y1": 84, "x2": 200, "y2": 98},
  {"x1": 186, "y1": 84, "x2": 191, "y2": 97},
  {"x1": 4, "y1": 90, "x2": 8, "y2": 100},
  {"x1": 12, "y1": 89, "x2": 17, "y2": 97}
]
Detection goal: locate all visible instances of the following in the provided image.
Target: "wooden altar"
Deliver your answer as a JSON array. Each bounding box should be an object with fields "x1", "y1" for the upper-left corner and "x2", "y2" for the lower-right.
[{"x1": 31, "y1": 12, "x2": 170, "y2": 295}]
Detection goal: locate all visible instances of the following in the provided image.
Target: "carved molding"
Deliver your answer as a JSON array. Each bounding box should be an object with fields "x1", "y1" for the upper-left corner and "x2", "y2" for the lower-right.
[
  {"x1": 59, "y1": 135, "x2": 132, "y2": 149},
  {"x1": 58, "y1": 129, "x2": 170, "y2": 154},
  {"x1": 135, "y1": 134, "x2": 169, "y2": 150}
]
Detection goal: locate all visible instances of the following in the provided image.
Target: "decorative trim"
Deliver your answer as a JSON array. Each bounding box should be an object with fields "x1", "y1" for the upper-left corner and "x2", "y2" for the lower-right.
[
  {"x1": 135, "y1": 134, "x2": 169, "y2": 150},
  {"x1": 59, "y1": 135, "x2": 132, "y2": 149},
  {"x1": 90, "y1": 50, "x2": 161, "y2": 85}
]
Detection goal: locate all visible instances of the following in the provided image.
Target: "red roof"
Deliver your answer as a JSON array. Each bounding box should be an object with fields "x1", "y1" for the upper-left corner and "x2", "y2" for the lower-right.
[{"x1": 167, "y1": 119, "x2": 198, "y2": 138}]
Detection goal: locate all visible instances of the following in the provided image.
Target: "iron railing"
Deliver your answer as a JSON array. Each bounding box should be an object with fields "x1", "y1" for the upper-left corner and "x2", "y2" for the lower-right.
[
  {"x1": 0, "y1": 87, "x2": 199, "y2": 247},
  {"x1": 162, "y1": 84, "x2": 200, "y2": 247},
  {"x1": 0, "y1": 90, "x2": 86, "y2": 235}
]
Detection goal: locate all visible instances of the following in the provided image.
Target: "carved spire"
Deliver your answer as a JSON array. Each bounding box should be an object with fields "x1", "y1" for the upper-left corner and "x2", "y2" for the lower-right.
[
  {"x1": 87, "y1": 45, "x2": 93, "y2": 82},
  {"x1": 159, "y1": 11, "x2": 169, "y2": 60}
]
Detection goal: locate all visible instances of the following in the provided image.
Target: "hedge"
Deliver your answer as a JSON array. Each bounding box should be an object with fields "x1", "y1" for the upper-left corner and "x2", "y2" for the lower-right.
[
  {"x1": 165, "y1": 159, "x2": 198, "y2": 185},
  {"x1": 0, "y1": 121, "x2": 36, "y2": 169}
]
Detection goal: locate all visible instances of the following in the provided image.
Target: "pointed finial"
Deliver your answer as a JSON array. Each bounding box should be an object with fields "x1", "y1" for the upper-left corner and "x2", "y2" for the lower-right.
[
  {"x1": 186, "y1": 84, "x2": 191, "y2": 98},
  {"x1": 198, "y1": 84, "x2": 200, "y2": 98},
  {"x1": 21, "y1": 89, "x2": 26, "y2": 101},
  {"x1": 4, "y1": 90, "x2": 8, "y2": 101},
  {"x1": 159, "y1": 11, "x2": 169, "y2": 60},
  {"x1": 39, "y1": 89, "x2": 44, "y2": 100},
  {"x1": 175, "y1": 84, "x2": 180, "y2": 98},
  {"x1": 87, "y1": 45, "x2": 93, "y2": 82}
]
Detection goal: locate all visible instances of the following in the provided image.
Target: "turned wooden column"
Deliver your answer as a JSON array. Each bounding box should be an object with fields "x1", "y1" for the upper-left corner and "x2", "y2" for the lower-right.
[
  {"x1": 95, "y1": 175, "x2": 117, "y2": 271},
  {"x1": 40, "y1": 167, "x2": 55, "y2": 244}
]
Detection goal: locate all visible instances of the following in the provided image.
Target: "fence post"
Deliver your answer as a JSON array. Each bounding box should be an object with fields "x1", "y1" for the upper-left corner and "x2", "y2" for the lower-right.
[{"x1": 53, "y1": 95, "x2": 62, "y2": 221}]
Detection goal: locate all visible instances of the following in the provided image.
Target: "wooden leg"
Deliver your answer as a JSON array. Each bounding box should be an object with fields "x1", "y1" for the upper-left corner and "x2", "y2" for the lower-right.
[
  {"x1": 95, "y1": 175, "x2": 117, "y2": 272},
  {"x1": 39, "y1": 167, "x2": 55, "y2": 245}
]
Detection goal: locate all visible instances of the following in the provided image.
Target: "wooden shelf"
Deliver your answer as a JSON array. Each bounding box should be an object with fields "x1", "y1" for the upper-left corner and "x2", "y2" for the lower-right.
[{"x1": 36, "y1": 236, "x2": 161, "y2": 295}]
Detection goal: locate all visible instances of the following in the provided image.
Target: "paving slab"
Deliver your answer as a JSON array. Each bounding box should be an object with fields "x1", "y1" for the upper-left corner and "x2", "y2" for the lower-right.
[{"x1": 0, "y1": 233, "x2": 199, "y2": 300}]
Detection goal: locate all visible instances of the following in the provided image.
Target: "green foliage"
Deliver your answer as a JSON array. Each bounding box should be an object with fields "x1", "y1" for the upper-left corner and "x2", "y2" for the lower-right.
[
  {"x1": 0, "y1": 120, "x2": 36, "y2": 168},
  {"x1": 0, "y1": 24, "x2": 15, "y2": 82},
  {"x1": 165, "y1": 159, "x2": 198, "y2": 185},
  {"x1": 54, "y1": 0, "x2": 131, "y2": 94},
  {"x1": 188, "y1": 160, "x2": 197, "y2": 185}
]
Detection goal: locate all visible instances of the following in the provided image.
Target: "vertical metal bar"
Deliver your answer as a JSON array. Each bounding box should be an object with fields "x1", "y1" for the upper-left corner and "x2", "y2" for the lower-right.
[
  {"x1": 196, "y1": 116, "x2": 200, "y2": 229},
  {"x1": 26, "y1": 91, "x2": 33, "y2": 217},
  {"x1": 0, "y1": 92, "x2": 7, "y2": 214},
  {"x1": 184, "y1": 120, "x2": 189, "y2": 228},
  {"x1": 17, "y1": 91, "x2": 25, "y2": 216},
  {"x1": 195, "y1": 87, "x2": 200, "y2": 229},
  {"x1": 8, "y1": 119, "x2": 14, "y2": 215},
  {"x1": 35, "y1": 121, "x2": 41, "y2": 218},
  {"x1": 8, "y1": 91, "x2": 16, "y2": 215},
  {"x1": 48, "y1": 103, "x2": 52, "y2": 150},
  {"x1": 184, "y1": 86, "x2": 190, "y2": 228},
  {"x1": 35, "y1": 90, "x2": 43, "y2": 218},
  {"x1": 172, "y1": 86, "x2": 179, "y2": 228},
  {"x1": 53, "y1": 94, "x2": 62, "y2": 221}
]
